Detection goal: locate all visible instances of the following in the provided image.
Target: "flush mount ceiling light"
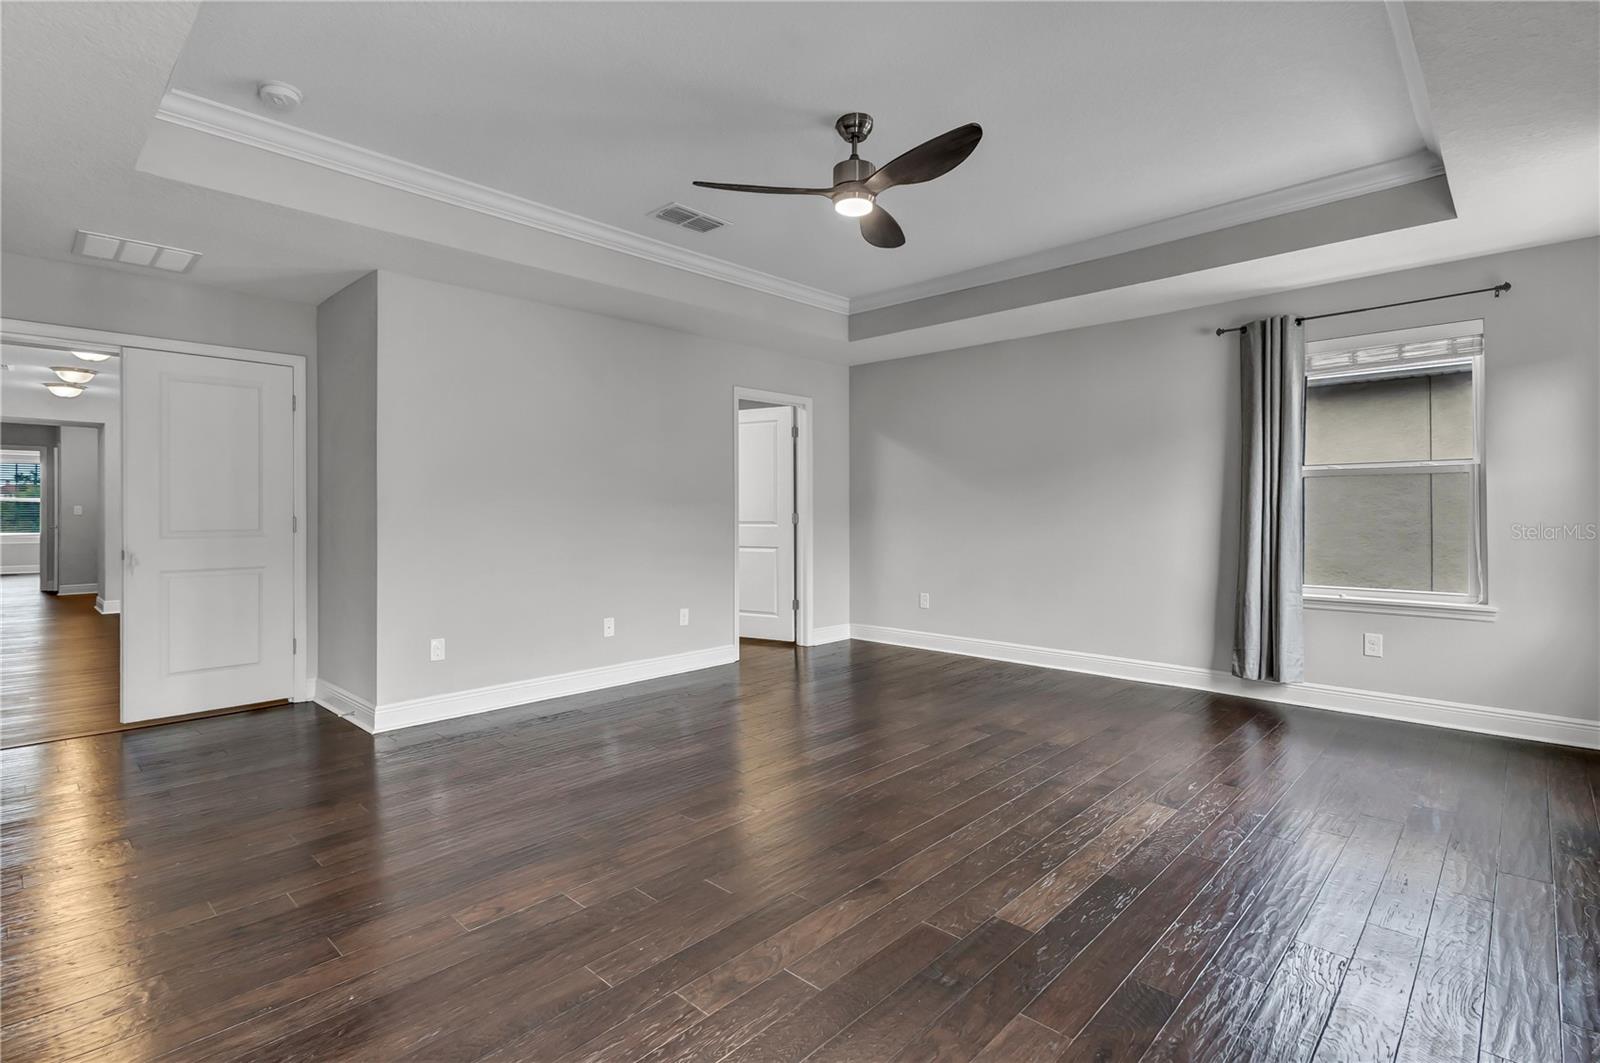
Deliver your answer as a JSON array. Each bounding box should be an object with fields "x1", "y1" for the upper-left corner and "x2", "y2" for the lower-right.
[
  {"x1": 51, "y1": 366, "x2": 97, "y2": 385},
  {"x1": 72, "y1": 350, "x2": 115, "y2": 362},
  {"x1": 832, "y1": 191, "x2": 875, "y2": 218},
  {"x1": 43, "y1": 382, "x2": 86, "y2": 398},
  {"x1": 72, "y1": 230, "x2": 201, "y2": 273}
]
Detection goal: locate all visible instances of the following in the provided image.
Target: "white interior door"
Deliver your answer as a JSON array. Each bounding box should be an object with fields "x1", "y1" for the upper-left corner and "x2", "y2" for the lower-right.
[
  {"x1": 122, "y1": 349, "x2": 296, "y2": 722},
  {"x1": 738, "y1": 405, "x2": 796, "y2": 641}
]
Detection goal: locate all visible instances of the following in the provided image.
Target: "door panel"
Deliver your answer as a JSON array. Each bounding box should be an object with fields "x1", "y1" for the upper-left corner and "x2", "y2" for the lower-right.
[
  {"x1": 738, "y1": 406, "x2": 795, "y2": 641},
  {"x1": 123, "y1": 350, "x2": 295, "y2": 722}
]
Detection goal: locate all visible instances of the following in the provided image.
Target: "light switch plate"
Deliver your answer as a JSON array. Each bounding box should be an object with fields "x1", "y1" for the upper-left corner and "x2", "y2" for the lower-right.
[{"x1": 603, "y1": 617, "x2": 615, "y2": 638}]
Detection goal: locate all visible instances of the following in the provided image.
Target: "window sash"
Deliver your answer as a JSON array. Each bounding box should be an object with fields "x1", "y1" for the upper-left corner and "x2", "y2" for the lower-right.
[
  {"x1": 1301, "y1": 342, "x2": 1486, "y2": 608},
  {"x1": 0, "y1": 497, "x2": 43, "y2": 536}
]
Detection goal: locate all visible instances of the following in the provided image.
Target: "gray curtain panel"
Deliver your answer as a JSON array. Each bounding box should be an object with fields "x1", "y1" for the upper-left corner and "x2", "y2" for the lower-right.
[{"x1": 1233, "y1": 315, "x2": 1305, "y2": 683}]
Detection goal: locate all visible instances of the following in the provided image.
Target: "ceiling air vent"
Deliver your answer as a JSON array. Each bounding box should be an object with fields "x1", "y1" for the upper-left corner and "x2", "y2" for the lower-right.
[
  {"x1": 650, "y1": 203, "x2": 726, "y2": 234},
  {"x1": 72, "y1": 230, "x2": 201, "y2": 273}
]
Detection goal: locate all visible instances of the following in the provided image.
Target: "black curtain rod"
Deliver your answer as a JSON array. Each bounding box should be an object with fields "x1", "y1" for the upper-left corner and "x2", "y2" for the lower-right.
[{"x1": 1214, "y1": 282, "x2": 1512, "y2": 337}]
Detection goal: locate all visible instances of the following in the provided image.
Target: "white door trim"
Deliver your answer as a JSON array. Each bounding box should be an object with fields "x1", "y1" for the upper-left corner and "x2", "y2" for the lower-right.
[
  {"x1": 732, "y1": 387, "x2": 816, "y2": 648},
  {"x1": 2, "y1": 318, "x2": 310, "y2": 710}
]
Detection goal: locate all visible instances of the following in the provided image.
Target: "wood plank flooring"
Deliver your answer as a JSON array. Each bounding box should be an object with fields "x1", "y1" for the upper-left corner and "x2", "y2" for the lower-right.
[
  {"x1": 1, "y1": 639, "x2": 1595, "y2": 1061},
  {"x1": 1, "y1": 575, "x2": 121, "y2": 748}
]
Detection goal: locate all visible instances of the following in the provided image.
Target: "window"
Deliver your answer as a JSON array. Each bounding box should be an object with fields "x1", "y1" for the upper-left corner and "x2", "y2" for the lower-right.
[
  {"x1": 1302, "y1": 322, "x2": 1486, "y2": 611},
  {"x1": 1, "y1": 456, "x2": 43, "y2": 535}
]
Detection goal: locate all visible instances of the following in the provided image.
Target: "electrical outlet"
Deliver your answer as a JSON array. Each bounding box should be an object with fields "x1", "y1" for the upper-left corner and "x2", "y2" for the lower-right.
[
  {"x1": 1363, "y1": 632, "x2": 1383, "y2": 658},
  {"x1": 429, "y1": 638, "x2": 446, "y2": 662},
  {"x1": 603, "y1": 617, "x2": 615, "y2": 638},
  {"x1": 918, "y1": 592, "x2": 930, "y2": 609},
  {"x1": 72, "y1": 504, "x2": 83, "y2": 516},
  {"x1": 679, "y1": 608, "x2": 690, "y2": 626}
]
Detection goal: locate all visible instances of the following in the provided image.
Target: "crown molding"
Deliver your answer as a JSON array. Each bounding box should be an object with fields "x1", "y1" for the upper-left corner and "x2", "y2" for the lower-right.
[
  {"x1": 153, "y1": 90, "x2": 850, "y2": 315},
  {"x1": 1385, "y1": 1, "x2": 1441, "y2": 155},
  {"x1": 849, "y1": 150, "x2": 1447, "y2": 313}
]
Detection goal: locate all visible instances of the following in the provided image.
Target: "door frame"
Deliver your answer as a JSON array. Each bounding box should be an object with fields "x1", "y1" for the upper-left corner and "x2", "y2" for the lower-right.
[
  {"x1": 2, "y1": 318, "x2": 310, "y2": 712},
  {"x1": 37, "y1": 442, "x2": 60, "y2": 593},
  {"x1": 732, "y1": 387, "x2": 816, "y2": 649}
]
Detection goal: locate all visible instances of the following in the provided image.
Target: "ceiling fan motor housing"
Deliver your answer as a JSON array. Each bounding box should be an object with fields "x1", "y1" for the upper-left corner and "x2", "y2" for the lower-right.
[{"x1": 832, "y1": 156, "x2": 874, "y2": 186}]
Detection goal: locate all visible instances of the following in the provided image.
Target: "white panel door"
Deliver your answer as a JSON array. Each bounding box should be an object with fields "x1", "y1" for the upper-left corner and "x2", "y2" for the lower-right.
[
  {"x1": 122, "y1": 349, "x2": 296, "y2": 722},
  {"x1": 738, "y1": 406, "x2": 796, "y2": 641}
]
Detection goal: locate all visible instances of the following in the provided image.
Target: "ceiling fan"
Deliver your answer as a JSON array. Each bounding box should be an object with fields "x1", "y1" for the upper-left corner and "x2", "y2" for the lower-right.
[{"x1": 692, "y1": 113, "x2": 982, "y2": 248}]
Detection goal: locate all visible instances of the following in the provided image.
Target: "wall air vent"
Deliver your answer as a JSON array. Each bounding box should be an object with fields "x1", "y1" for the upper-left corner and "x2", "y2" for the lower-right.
[
  {"x1": 72, "y1": 230, "x2": 201, "y2": 273},
  {"x1": 650, "y1": 203, "x2": 726, "y2": 234}
]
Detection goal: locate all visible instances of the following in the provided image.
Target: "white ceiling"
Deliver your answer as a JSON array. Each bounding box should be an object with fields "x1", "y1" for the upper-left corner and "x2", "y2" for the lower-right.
[
  {"x1": 167, "y1": 1, "x2": 1427, "y2": 301},
  {"x1": 1, "y1": 3, "x2": 1596, "y2": 365}
]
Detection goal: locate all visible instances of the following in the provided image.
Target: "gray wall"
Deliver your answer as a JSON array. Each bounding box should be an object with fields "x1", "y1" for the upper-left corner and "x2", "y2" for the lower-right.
[
  {"x1": 372, "y1": 271, "x2": 849, "y2": 705},
  {"x1": 851, "y1": 237, "x2": 1599, "y2": 722},
  {"x1": 1, "y1": 252, "x2": 316, "y2": 357},
  {"x1": 316, "y1": 274, "x2": 379, "y2": 702},
  {"x1": 55, "y1": 425, "x2": 101, "y2": 590}
]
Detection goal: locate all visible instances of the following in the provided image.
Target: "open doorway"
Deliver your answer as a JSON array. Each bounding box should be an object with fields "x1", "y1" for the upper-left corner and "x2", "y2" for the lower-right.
[
  {"x1": 1, "y1": 342, "x2": 122, "y2": 747},
  {"x1": 733, "y1": 387, "x2": 815, "y2": 649},
  {"x1": 2, "y1": 331, "x2": 309, "y2": 745}
]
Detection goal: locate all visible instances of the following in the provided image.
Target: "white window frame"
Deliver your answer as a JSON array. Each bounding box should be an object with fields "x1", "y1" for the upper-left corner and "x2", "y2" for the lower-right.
[{"x1": 1302, "y1": 320, "x2": 1493, "y2": 620}]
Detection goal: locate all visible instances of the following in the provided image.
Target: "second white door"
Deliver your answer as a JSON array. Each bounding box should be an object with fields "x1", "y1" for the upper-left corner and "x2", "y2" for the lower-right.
[{"x1": 738, "y1": 405, "x2": 796, "y2": 641}]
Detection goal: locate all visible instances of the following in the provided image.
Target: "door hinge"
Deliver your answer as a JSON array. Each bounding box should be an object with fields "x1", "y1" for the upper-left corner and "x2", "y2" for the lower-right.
[
  {"x1": 792, "y1": 599, "x2": 799, "y2": 611},
  {"x1": 292, "y1": 515, "x2": 298, "y2": 533},
  {"x1": 791, "y1": 511, "x2": 798, "y2": 525},
  {"x1": 791, "y1": 425, "x2": 798, "y2": 438},
  {"x1": 292, "y1": 394, "x2": 298, "y2": 412},
  {"x1": 292, "y1": 637, "x2": 298, "y2": 654}
]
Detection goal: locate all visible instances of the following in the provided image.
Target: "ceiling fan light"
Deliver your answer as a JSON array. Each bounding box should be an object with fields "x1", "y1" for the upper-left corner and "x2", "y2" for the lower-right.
[
  {"x1": 71, "y1": 350, "x2": 114, "y2": 362},
  {"x1": 833, "y1": 192, "x2": 874, "y2": 218},
  {"x1": 51, "y1": 366, "x2": 98, "y2": 385},
  {"x1": 43, "y1": 382, "x2": 86, "y2": 398}
]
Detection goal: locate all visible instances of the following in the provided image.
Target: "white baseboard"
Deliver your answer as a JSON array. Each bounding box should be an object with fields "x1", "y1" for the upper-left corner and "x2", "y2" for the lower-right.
[
  {"x1": 94, "y1": 596, "x2": 121, "y2": 615},
  {"x1": 850, "y1": 624, "x2": 1599, "y2": 751},
  {"x1": 314, "y1": 678, "x2": 377, "y2": 733},
  {"x1": 1, "y1": 565, "x2": 40, "y2": 576},
  {"x1": 806, "y1": 624, "x2": 854, "y2": 646},
  {"x1": 57, "y1": 583, "x2": 98, "y2": 596},
  {"x1": 368, "y1": 643, "x2": 739, "y2": 733}
]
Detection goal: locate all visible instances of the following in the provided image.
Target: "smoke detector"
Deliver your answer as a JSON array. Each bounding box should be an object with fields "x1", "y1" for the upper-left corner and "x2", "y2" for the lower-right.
[{"x1": 257, "y1": 81, "x2": 303, "y2": 112}]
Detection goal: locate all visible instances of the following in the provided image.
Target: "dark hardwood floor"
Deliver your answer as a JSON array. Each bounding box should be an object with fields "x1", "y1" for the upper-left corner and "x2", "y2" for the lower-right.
[
  {"x1": 1, "y1": 574, "x2": 121, "y2": 749},
  {"x1": 1, "y1": 639, "x2": 1595, "y2": 1061}
]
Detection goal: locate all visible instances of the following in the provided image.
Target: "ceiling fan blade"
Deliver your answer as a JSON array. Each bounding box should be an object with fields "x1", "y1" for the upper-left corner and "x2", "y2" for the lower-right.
[
  {"x1": 860, "y1": 205, "x2": 905, "y2": 248},
  {"x1": 865, "y1": 123, "x2": 982, "y2": 193},
  {"x1": 692, "y1": 181, "x2": 830, "y2": 196}
]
